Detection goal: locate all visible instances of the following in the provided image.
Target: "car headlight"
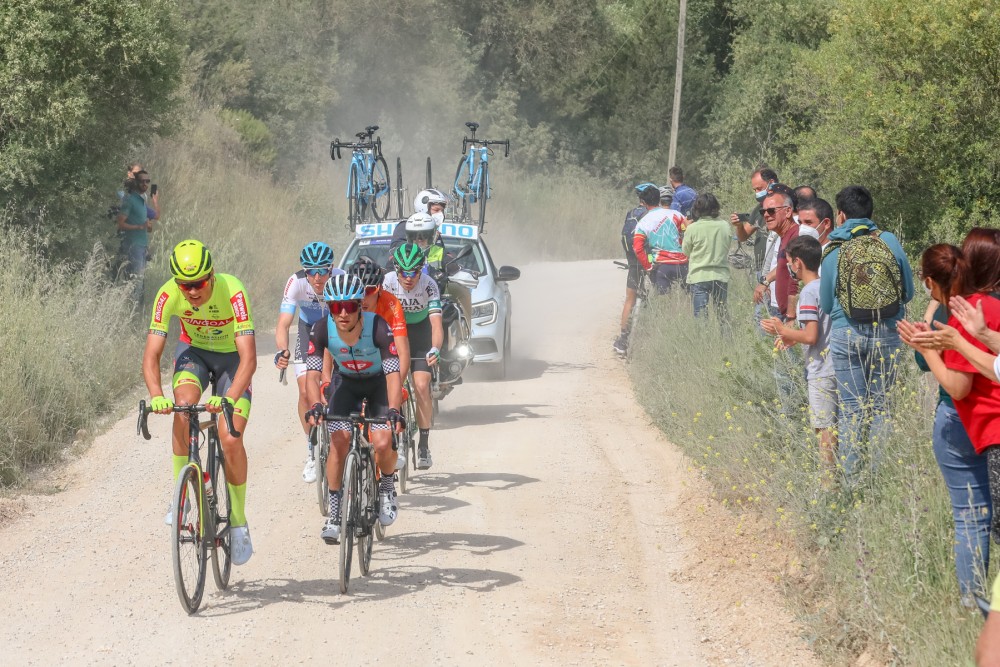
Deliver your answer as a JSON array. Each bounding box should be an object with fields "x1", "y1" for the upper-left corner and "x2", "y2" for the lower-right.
[{"x1": 471, "y1": 299, "x2": 497, "y2": 325}]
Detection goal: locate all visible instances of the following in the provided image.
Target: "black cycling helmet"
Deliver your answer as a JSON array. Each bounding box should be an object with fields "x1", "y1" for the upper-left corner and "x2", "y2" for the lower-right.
[{"x1": 349, "y1": 255, "x2": 385, "y2": 288}]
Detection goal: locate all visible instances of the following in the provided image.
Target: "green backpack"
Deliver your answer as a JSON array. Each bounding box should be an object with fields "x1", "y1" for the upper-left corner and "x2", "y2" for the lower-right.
[{"x1": 824, "y1": 227, "x2": 903, "y2": 322}]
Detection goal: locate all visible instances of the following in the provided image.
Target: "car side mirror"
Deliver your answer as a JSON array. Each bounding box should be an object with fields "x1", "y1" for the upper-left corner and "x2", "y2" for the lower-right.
[{"x1": 496, "y1": 266, "x2": 520, "y2": 282}]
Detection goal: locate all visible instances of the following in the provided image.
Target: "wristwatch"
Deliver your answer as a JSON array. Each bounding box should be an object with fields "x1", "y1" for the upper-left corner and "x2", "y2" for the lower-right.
[{"x1": 758, "y1": 275, "x2": 769, "y2": 286}]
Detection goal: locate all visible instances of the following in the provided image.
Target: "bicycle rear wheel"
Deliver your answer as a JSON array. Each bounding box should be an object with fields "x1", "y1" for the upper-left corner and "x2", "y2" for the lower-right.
[
  {"x1": 339, "y1": 451, "x2": 359, "y2": 593},
  {"x1": 359, "y1": 454, "x2": 376, "y2": 570},
  {"x1": 396, "y1": 157, "x2": 404, "y2": 218},
  {"x1": 315, "y1": 425, "x2": 330, "y2": 516},
  {"x1": 396, "y1": 431, "x2": 408, "y2": 494},
  {"x1": 172, "y1": 465, "x2": 207, "y2": 614},
  {"x1": 209, "y1": 436, "x2": 232, "y2": 591},
  {"x1": 426, "y1": 157, "x2": 432, "y2": 189},
  {"x1": 477, "y1": 163, "x2": 489, "y2": 231},
  {"x1": 348, "y1": 164, "x2": 361, "y2": 230},
  {"x1": 369, "y1": 155, "x2": 391, "y2": 221}
]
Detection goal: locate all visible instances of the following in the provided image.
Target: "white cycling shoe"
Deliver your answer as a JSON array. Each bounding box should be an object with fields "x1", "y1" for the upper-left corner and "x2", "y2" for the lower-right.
[
  {"x1": 321, "y1": 516, "x2": 341, "y2": 544},
  {"x1": 230, "y1": 524, "x2": 253, "y2": 565},
  {"x1": 379, "y1": 490, "x2": 398, "y2": 526},
  {"x1": 302, "y1": 456, "x2": 317, "y2": 484}
]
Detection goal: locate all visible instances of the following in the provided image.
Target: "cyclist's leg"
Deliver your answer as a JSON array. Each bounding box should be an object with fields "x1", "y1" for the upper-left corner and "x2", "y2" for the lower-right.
[
  {"x1": 293, "y1": 319, "x2": 313, "y2": 436},
  {"x1": 360, "y1": 376, "x2": 397, "y2": 523},
  {"x1": 211, "y1": 350, "x2": 253, "y2": 527},
  {"x1": 171, "y1": 343, "x2": 211, "y2": 478}
]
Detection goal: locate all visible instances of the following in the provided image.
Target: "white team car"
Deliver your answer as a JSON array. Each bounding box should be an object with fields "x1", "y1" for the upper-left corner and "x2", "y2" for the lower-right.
[{"x1": 337, "y1": 221, "x2": 520, "y2": 378}]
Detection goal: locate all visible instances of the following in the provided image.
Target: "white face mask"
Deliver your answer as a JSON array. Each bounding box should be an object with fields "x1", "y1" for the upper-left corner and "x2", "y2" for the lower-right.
[
  {"x1": 430, "y1": 212, "x2": 445, "y2": 226},
  {"x1": 923, "y1": 282, "x2": 933, "y2": 298}
]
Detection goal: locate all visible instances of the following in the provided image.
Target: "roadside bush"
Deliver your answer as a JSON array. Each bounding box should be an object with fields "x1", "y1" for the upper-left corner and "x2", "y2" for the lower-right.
[{"x1": 629, "y1": 278, "x2": 983, "y2": 664}]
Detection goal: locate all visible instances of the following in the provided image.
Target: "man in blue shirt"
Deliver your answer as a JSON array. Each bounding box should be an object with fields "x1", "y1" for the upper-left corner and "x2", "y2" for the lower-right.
[
  {"x1": 668, "y1": 166, "x2": 697, "y2": 217},
  {"x1": 116, "y1": 169, "x2": 157, "y2": 307}
]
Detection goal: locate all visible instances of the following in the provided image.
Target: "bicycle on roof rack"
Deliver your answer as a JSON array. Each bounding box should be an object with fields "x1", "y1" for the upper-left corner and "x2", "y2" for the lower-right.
[
  {"x1": 452, "y1": 121, "x2": 509, "y2": 231},
  {"x1": 330, "y1": 125, "x2": 391, "y2": 230}
]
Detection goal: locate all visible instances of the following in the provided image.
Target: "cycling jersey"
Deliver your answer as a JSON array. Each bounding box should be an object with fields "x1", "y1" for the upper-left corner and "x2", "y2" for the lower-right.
[
  {"x1": 149, "y1": 274, "x2": 254, "y2": 353},
  {"x1": 633, "y1": 208, "x2": 687, "y2": 270},
  {"x1": 306, "y1": 311, "x2": 400, "y2": 379},
  {"x1": 382, "y1": 271, "x2": 441, "y2": 324},
  {"x1": 373, "y1": 289, "x2": 408, "y2": 337},
  {"x1": 279, "y1": 268, "x2": 346, "y2": 325}
]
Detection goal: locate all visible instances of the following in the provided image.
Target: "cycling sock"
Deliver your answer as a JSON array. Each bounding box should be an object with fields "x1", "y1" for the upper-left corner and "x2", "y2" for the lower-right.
[
  {"x1": 227, "y1": 482, "x2": 247, "y2": 527},
  {"x1": 172, "y1": 455, "x2": 188, "y2": 481},
  {"x1": 419, "y1": 429, "x2": 429, "y2": 448},
  {"x1": 379, "y1": 474, "x2": 394, "y2": 494},
  {"x1": 329, "y1": 489, "x2": 341, "y2": 519}
]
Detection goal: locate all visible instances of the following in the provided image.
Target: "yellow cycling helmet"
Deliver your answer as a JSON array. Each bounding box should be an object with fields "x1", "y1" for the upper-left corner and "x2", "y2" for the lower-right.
[{"x1": 169, "y1": 239, "x2": 214, "y2": 281}]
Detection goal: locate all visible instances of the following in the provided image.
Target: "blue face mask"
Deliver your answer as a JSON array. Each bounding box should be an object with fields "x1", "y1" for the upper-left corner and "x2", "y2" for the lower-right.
[{"x1": 755, "y1": 189, "x2": 768, "y2": 203}]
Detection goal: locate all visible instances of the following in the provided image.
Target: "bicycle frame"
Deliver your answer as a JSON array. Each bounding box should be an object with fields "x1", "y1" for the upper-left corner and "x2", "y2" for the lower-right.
[
  {"x1": 454, "y1": 145, "x2": 490, "y2": 203},
  {"x1": 347, "y1": 147, "x2": 378, "y2": 203}
]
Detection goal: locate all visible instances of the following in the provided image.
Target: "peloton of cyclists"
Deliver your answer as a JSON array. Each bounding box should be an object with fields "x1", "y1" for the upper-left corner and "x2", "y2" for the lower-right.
[
  {"x1": 382, "y1": 242, "x2": 443, "y2": 470},
  {"x1": 274, "y1": 242, "x2": 345, "y2": 483},
  {"x1": 304, "y1": 274, "x2": 405, "y2": 543},
  {"x1": 142, "y1": 239, "x2": 257, "y2": 565}
]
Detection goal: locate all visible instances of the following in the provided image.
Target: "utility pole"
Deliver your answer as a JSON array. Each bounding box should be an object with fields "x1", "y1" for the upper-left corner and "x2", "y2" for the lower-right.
[{"x1": 668, "y1": 0, "x2": 687, "y2": 170}]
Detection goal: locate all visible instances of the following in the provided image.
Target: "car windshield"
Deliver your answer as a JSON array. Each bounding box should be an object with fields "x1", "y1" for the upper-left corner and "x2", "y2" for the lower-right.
[{"x1": 341, "y1": 238, "x2": 486, "y2": 275}]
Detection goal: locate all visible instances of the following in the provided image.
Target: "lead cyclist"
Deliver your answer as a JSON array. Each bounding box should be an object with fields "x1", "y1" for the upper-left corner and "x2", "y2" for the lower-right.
[
  {"x1": 274, "y1": 242, "x2": 345, "y2": 483},
  {"x1": 142, "y1": 239, "x2": 257, "y2": 565}
]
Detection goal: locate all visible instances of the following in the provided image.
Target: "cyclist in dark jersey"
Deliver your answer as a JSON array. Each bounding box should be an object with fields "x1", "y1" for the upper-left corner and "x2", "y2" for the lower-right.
[
  {"x1": 304, "y1": 274, "x2": 404, "y2": 544},
  {"x1": 614, "y1": 183, "x2": 658, "y2": 355}
]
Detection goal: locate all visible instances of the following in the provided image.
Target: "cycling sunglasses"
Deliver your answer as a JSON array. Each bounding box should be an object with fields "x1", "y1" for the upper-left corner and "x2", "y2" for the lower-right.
[
  {"x1": 399, "y1": 268, "x2": 422, "y2": 279},
  {"x1": 176, "y1": 277, "x2": 211, "y2": 291},
  {"x1": 305, "y1": 267, "x2": 332, "y2": 277},
  {"x1": 363, "y1": 285, "x2": 380, "y2": 296},
  {"x1": 329, "y1": 300, "x2": 362, "y2": 315},
  {"x1": 408, "y1": 230, "x2": 435, "y2": 242}
]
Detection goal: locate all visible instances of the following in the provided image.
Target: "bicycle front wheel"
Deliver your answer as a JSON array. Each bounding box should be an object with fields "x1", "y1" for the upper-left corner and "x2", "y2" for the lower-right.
[
  {"x1": 453, "y1": 157, "x2": 471, "y2": 223},
  {"x1": 396, "y1": 431, "x2": 408, "y2": 495},
  {"x1": 172, "y1": 465, "x2": 207, "y2": 614},
  {"x1": 358, "y1": 454, "x2": 376, "y2": 572},
  {"x1": 339, "y1": 451, "x2": 359, "y2": 594},
  {"x1": 477, "y1": 162, "x2": 489, "y2": 230},
  {"x1": 369, "y1": 156, "x2": 391, "y2": 221},
  {"x1": 316, "y1": 426, "x2": 330, "y2": 516},
  {"x1": 209, "y1": 438, "x2": 232, "y2": 591},
  {"x1": 348, "y1": 164, "x2": 362, "y2": 230}
]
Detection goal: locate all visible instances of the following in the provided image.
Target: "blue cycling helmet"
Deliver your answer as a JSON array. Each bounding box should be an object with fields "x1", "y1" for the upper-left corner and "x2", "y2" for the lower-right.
[
  {"x1": 300, "y1": 242, "x2": 334, "y2": 269},
  {"x1": 323, "y1": 274, "x2": 365, "y2": 302},
  {"x1": 633, "y1": 182, "x2": 657, "y2": 194}
]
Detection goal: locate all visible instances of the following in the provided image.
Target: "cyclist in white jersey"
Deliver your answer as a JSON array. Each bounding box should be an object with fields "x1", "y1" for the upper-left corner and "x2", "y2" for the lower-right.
[
  {"x1": 382, "y1": 243, "x2": 442, "y2": 469},
  {"x1": 274, "y1": 242, "x2": 345, "y2": 482}
]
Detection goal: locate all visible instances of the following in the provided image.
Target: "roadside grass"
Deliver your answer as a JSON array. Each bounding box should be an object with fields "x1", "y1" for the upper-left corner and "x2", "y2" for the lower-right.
[{"x1": 628, "y1": 275, "x2": 983, "y2": 664}]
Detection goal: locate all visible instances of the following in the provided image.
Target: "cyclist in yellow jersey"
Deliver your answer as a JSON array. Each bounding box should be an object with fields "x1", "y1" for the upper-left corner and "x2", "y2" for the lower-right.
[{"x1": 142, "y1": 239, "x2": 257, "y2": 565}]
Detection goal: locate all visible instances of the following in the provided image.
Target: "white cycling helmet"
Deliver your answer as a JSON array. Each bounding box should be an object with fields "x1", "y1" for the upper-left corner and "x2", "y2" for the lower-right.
[
  {"x1": 405, "y1": 212, "x2": 437, "y2": 233},
  {"x1": 413, "y1": 188, "x2": 448, "y2": 214}
]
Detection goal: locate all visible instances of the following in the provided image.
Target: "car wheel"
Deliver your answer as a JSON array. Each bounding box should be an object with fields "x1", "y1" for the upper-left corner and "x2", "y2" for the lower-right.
[{"x1": 489, "y1": 321, "x2": 511, "y2": 381}]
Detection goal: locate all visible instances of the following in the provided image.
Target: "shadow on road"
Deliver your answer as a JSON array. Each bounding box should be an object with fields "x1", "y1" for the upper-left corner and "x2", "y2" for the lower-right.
[
  {"x1": 465, "y1": 357, "x2": 595, "y2": 383},
  {"x1": 434, "y1": 402, "x2": 549, "y2": 429},
  {"x1": 397, "y1": 490, "x2": 471, "y2": 515},
  {"x1": 406, "y1": 471, "x2": 539, "y2": 497},
  {"x1": 377, "y1": 530, "x2": 524, "y2": 561},
  {"x1": 202, "y1": 561, "x2": 522, "y2": 615}
]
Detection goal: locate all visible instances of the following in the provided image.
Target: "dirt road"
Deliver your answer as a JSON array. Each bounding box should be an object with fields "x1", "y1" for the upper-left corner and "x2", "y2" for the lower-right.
[{"x1": 0, "y1": 260, "x2": 821, "y2": 666}]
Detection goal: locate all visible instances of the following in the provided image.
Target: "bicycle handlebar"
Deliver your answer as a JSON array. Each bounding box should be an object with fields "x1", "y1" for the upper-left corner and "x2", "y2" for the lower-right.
[
  {"x1": 137, "y1": 399, "x2": 241, "y2": 440},
  {"x1": 326, "y1": 412, "x2": 395, "y2": 425},
  {"x1": 462, "y1": 137, "x2": 510, "y2": 158}
]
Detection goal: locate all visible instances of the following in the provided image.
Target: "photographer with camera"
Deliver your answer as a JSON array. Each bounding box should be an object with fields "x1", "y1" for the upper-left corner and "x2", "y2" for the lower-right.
[{"x1": 116, "y1": 169, "x2": 158, "y2": 308}]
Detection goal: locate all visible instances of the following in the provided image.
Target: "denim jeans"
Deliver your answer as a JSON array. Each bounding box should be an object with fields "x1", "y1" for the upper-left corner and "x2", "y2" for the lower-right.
[
  {"x1": 652, "y1": 263, "x2": 688, "y2": 295},
  {"x1": 124, "y1": 242, "x2": 148, "y2": 310},
  {"x1": 830, "y1": 322, "x2": 902, "y2": 480},
  {"x1": 932, "y1": 401, "x2": 992, "y2": 599},
  {"x1": 690, "y1": 280, "x2": 728, "y2": 319}
]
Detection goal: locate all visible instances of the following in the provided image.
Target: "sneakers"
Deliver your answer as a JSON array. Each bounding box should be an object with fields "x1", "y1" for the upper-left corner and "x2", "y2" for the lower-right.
[
  {"x1": 379, "y1": 490, "x2": 398, "y2": 526},
  {"x1": 416, "y1": 446, "x2": 433, "y2": 470},
  {"x1": 302, "y1": 456, "x2": 317, "y2": 484},
  {"x1": 230, "y1": 524, "x2": 253, "y2": 565},
  {"x1": 321, "y1": 516, "x2": 341, "y2": 544},
  {"x1": 612, "y1": 333, "x2": 628, "y2": 356}
]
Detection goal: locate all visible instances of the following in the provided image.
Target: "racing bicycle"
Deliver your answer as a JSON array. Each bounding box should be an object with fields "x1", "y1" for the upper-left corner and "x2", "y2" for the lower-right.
[
  {"x1": 330, "y1": 125, "x2": 391, "y2": 229},
  {"x1": 395, "y1": 378, "x2": 418, "y2": 494},
  {"x1": 311, "y1": 421, "x2": 333, "y2": 516},
  {"x1": 452, "y1": 121, "x2": 509, "y2": 230},
  {"x1": 327, "y1": 411, "x2": 389, "y2": 594},
  {"x1": 137, "y1": 398, "x2": 240, "y2": 614},
  {"x1": 615, "y1": 260, "x2": 649, "y2": 358}
]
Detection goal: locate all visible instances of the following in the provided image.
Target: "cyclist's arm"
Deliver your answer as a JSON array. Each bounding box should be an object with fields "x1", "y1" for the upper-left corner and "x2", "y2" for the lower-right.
[
  {"x1": 375, "y1": 317, "x2": 402, "y2": 410},
  {"x1": 429, "y1": 312, "x2": 444, "y2": 351},
  {"x1": 322, "y1": 348, "x2": 334, "y2": 386},
  {"x1": 142, "y1": 332, "x2": 168, "y2": 399},
  {"x1": 304, "y1": 320, "x2": 327, "y2": 406},
  {"x1": 275, "y1": 311, "x2": 295, "y2": 366},
  {"x1": 632, "y1": 231, "x2": 652, "y2": 271},
  {"x1": 227, "y1": 333, "x2": 257, "y2": 403},
  {"x1": 394, "y1": 335, "x2": 410, "y2": 380}
]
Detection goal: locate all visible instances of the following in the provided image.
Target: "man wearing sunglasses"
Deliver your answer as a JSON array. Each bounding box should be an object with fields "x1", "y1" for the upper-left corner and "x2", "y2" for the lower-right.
[
  {"x1": 275, "y1": 242, "x2": 345, "y2": 483},
  {"x1": 116, "y1": 169, "x2": 158, "y2": 306},
  {"x1": 304, "y1": 274, "x2": 404, "y2": 543},
  {"x1": 143, "y1": 239, "x2": 257, "y2": 566},
  {"x1": 383, "y1": 243, "x2": 443, "y2": 470}
]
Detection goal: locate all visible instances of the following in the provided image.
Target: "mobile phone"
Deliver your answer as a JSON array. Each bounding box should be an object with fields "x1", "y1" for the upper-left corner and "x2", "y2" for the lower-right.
[
  {"x1": 737, "y1": 212, "x2": 749, "y2": 222},
  {"x1": 150, "y1": 183, "x2": 158, "y2": 196}
]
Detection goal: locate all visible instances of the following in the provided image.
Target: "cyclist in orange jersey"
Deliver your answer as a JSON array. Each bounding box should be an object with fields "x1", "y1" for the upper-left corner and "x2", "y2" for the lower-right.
[{"x1": 349, "y1": 256, "x2": 410, "y2": 381}]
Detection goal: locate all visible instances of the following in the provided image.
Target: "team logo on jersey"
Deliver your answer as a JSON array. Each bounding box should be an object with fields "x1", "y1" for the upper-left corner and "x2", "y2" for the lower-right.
[
  {"x1": 341, "y1": 360, "x2": 374, "y2": 372},
  {"x1": 307, "y1": 341, "x2": 316, "y2": 355},
  {"x1": 231, "y1": 291, "x2": 249, "y2": 322},
  {"x1": 183, "y1": 310, "x2": 194, "y2": 317},
  {"x1": 183, "y1": 317, "x2": 233, "y2": 327},
  {"x1": 340, "y1": 348, "x2": 350, "y2": 354},
  {"x1": 154, "y1": 293, "x2": 170, "y2": 323},
  {"x1": 389, "y1": 342, "x2": 397, "y2": 356}
]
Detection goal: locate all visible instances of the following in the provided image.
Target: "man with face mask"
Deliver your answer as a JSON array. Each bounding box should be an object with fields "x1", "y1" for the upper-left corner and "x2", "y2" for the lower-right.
[{"x1": 731, "y1": 167, "x2": 779, "y2": 275}]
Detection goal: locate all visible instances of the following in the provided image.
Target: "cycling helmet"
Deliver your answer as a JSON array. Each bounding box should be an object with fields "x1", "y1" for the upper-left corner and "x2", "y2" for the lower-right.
[
  {"x1": 392, "y1": 242, "x2": 426, "y2": 272},
  {"x1": 300, "y1": 241, "x2": 334, "y2": 268},
  {"x1": 413, "y1": 188, "x2": 448, "y2": 214},
  {"x1": 634, "y1": 182, "x2": 657, "y2": 194},
  {"x1": 323, "y1": 273, "x2": 365, "y2": 302},
  {"x1": 348, "y1": 255, "x2": 385, "y2": 287},
  {"x1": 169, "y1": 240, "x2": 213, "y2": 281},
  {"x1": 659, "y1": 185, "x2": 675, "y2": 204},
  {"x1": 405, "y1": 212, "x2": 437, "y2": 234}
]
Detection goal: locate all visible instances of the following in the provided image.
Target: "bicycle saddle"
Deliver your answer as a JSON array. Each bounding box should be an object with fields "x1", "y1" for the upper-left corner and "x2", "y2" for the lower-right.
[
  {"x1": 465, "y1": 121, "x2": 479, "y2": 131},
  {"x1": 365, "y1": 125, "x2": 379, "y2": 134}
]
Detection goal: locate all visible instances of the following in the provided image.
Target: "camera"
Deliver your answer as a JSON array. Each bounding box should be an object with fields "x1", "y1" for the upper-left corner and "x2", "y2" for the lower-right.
[{"x1": 150, "y1": 184, "x2": 158, "y2": 196}]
